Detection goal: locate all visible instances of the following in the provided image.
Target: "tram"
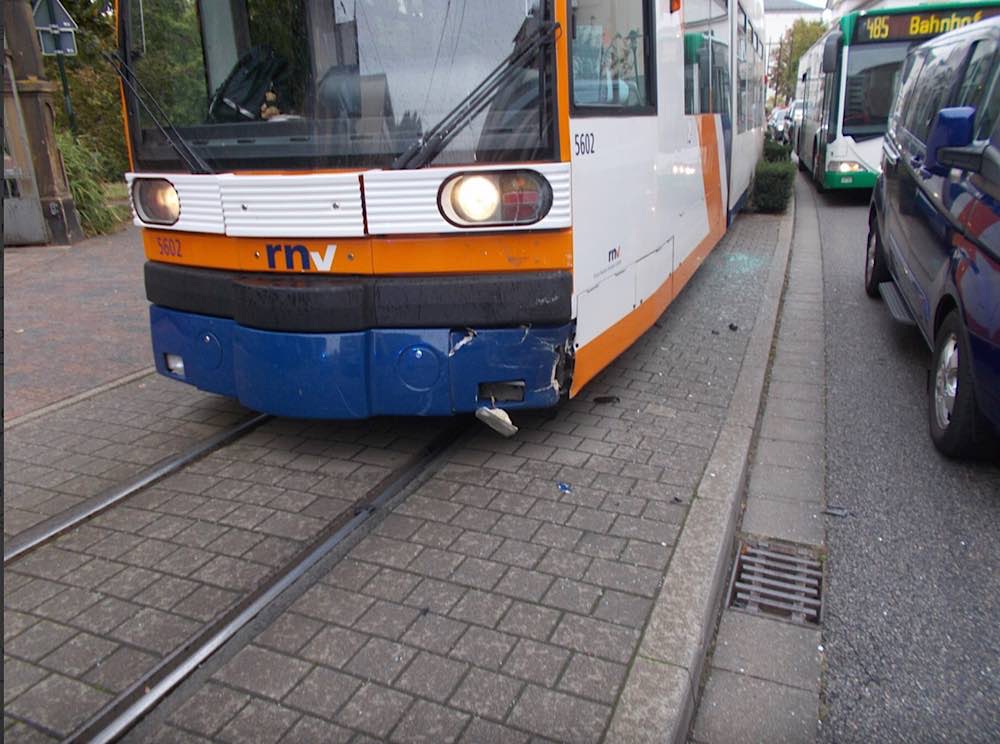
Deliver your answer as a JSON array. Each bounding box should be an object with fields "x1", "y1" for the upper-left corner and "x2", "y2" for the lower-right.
[
  {"x1": 117, "y1": 0, "x2": 764, "y2": 421},
  {"x1": 795, "y1": 0, "x2": 1000, "y2": 191}
]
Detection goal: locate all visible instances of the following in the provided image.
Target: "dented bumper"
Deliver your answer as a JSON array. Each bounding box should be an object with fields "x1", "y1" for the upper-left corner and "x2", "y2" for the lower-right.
[{"x1": 150, "y1": 305, "x2": 573, "y2": 418}]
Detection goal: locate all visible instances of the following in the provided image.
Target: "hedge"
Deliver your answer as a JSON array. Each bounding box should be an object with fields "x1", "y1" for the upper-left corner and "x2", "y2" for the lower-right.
[
  {"x1": 753, "y1": 160, "x2": 796, "y2": 213},
  {"x1": 57, "y1": 132, "x2": 129, "y2": 237},
  {"x1": 763, "y1": 138, "x2": 792, "y2": 163}
]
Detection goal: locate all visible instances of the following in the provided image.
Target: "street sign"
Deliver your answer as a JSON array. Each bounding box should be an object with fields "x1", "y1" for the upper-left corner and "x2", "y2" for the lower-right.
[{"x1": 33, "y1": 0, "x2": 78, "y2": 57}]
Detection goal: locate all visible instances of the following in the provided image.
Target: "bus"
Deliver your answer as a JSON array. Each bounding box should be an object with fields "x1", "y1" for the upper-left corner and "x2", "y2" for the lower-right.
[
  {"x1": 116, "y1": 0, "x2": 764, "y2": 425},
  {"x1": 795, "y1": 0, "x2": 1000, "y2": 190}
]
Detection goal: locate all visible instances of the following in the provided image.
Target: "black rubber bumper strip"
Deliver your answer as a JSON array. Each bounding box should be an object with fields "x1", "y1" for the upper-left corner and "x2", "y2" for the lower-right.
[{"x1": 144, "y1": 262, "x2": 573, "y2": 333}]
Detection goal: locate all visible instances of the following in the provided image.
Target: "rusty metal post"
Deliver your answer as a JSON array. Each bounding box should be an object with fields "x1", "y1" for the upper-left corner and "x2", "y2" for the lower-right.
[{"x1": 4, "y1": 0, "x2": 84, "y2": 244}]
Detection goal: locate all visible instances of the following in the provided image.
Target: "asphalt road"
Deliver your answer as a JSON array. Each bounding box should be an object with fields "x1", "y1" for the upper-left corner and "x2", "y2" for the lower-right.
[{"x1": 807, "y1": 175, "x2": 1000, "y2": 743}]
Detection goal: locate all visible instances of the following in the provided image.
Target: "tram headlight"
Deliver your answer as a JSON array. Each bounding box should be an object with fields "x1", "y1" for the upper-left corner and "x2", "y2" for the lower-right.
[
  {"x1": 132, "y1": 178, "x2": 180, "y2": 225},
  {"x1": 830, "y1": 160, "x2": 863, "y2": 174},
  {"x1": 440, "y1": 170, "x2": 553, "y2": 227}
]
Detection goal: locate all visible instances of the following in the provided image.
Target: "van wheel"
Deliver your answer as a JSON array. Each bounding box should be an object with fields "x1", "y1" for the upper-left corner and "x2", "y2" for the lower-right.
[
  {"x1": 864, "y1": 220, "x2": 890, "y2": 298},
  {"x1": 928, "y1": 311, "x2": 985, "y2": 457}
]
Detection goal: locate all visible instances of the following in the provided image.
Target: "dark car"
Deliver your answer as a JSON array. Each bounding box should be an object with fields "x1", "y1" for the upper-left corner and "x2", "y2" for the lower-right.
[{"x1": 867, "y1": 17, "x2": 1000, "y2": 457}]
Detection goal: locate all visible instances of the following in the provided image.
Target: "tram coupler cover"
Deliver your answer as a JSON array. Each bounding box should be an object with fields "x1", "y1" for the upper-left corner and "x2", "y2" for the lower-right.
[{"x1": 475, "y1": 407, "x2": 519, "y2": 437}]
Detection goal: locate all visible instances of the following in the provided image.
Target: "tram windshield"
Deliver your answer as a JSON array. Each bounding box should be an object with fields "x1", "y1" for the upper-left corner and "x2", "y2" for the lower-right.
[{"x1": 121, "y1": 0, "x2": 557, "y2": 172}]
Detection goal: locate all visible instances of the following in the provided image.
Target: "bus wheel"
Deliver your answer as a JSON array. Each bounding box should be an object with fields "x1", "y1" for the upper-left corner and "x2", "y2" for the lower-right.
[
  {"x1": 813, "y1": 148, "x2": 826, "y2": 193},
  {"x1": 864, "y1": 218, "x2": 890, "y2": 298}
]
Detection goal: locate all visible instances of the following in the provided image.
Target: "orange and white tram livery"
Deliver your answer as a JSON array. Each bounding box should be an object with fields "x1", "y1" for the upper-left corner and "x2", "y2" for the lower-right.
[{"x1": 119, "y1": 0, "x2": 765, "y2": 419}]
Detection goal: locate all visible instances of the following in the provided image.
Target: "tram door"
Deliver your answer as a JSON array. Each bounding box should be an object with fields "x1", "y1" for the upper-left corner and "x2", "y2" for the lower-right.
[
  {"x1": 569, "y1": 0, "x2": 661, "y2": 353},
  {"x1": 3, "y1": 53, "x2": 47, "y2": 245}
]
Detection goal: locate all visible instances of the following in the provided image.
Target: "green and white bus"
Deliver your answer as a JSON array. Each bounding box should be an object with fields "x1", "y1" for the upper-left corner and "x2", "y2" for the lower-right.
[{"x1": 794, "y1": 1, "x2": 1000, "y2": 190}]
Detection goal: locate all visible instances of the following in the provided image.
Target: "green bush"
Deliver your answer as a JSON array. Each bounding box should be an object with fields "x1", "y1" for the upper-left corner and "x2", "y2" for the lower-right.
[
  {"x1": 763, "y1": 138, "x2": 792, "y2": 163},
  {"x1": 56, "y1": 132, "x2": 129, "y2": 237},
  {"x1": 753, "y1": 160, "x2": 796, "y2": 213}
]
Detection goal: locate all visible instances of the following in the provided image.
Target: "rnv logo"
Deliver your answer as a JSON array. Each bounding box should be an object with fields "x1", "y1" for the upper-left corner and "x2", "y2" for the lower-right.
[{"x1": 265, "y1": 244, "x2": 337, "y2": 271}]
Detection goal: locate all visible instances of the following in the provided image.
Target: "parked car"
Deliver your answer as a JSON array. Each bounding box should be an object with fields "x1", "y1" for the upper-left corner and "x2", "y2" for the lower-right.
[
  {"x1": 867, "y1": 17, "x2": 1000, "y2": 457},
  {"x1": 769, "y1": 106, "x2": 789, "y2": 141},
  {"x1": 785, "y1": 99, "x2": 804, "y2": 150}
]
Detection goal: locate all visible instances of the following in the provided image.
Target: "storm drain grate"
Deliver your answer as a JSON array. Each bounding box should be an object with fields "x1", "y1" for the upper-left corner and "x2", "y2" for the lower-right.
[{"x1": 728, "y1": 540, "x2": 823, "y2": 626}]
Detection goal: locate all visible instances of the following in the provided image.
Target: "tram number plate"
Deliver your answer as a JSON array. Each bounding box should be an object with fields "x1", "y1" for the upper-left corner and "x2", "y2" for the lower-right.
[
  {"x1": 157, "y1": 237, "x2": 183, "y2": 258},
  {"x1": 574, "y1": 132, "x2": 596, "y2": 156}
]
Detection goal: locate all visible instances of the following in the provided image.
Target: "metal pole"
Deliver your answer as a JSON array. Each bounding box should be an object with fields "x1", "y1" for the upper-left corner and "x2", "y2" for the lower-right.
[{"x1": 44, "y1": 0, "x2": 75, "y2": 134}]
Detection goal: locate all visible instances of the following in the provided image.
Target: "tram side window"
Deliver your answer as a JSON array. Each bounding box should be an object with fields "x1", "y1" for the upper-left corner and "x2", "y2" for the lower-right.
[
  {"x1": 737, "y1": 7, "x2": 748, "y2": 132},
  {"x1": 571, "y1": 0, "x2": 653, "y2": 111},
  {"x1": 683, "y1": 0, "x2": 730, "y2": 116}
]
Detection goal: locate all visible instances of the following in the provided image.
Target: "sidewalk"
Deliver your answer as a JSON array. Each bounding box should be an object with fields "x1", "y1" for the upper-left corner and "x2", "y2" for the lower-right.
[
  {"x1": 4, "y1": 203, "x2": 796, "y2": 743},
  {"x1": 3, "y1": 223, "x2": 151, "y2": 423},
  {"x1": 692, "y1": 175, "x2": 825, "y2": 743}
]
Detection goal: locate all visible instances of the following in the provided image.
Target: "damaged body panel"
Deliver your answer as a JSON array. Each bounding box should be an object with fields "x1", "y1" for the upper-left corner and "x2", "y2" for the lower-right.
[{"x1": 150, "y1": 303, "x2": 574, "y2": 419}]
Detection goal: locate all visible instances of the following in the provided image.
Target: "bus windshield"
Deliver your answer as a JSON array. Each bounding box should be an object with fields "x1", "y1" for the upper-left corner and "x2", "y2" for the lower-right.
[
  {"x1": 122, "y1": 0, "x2": 556, "y2": 172},
  {"x1": 842, "y1": 41, "x2": 911, "y2": 138}
]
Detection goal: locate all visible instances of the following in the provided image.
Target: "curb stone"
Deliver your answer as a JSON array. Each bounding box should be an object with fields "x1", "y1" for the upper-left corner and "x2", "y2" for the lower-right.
[{"x1": 607, "y1": 195, "x2": 797, "y2": 744}]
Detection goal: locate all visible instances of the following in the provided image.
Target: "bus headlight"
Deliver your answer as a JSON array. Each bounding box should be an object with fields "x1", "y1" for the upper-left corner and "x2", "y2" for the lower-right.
[
  {"x1": 440, "y1": 170, "x2": 553, "y2": 227},
  {"x1": 831, "y1": 161, "x2": 863, "y2": 174},
  {"x1": 132, "y1": 178, "x2": 180, "y2": 225}
]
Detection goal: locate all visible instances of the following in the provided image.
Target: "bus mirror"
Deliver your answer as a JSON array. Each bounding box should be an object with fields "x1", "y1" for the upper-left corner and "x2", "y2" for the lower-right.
[
  {"x1": 822, "y1": 32, "x2": 842, "y2": 74},
  {"x1": 926, "y1": 107, "x2": 976, "y2": 176}
]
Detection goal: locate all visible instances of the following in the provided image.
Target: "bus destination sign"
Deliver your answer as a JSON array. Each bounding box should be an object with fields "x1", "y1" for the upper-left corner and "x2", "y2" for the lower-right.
[{"x1": 855, "y1": 7, "x2": 1000, "y2": 43}]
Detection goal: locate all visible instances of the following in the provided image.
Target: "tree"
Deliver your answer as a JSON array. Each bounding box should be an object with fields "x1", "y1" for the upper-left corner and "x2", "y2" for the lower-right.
[{"x1": 770, "y1": 18, "x2": 826, "y2": 104}]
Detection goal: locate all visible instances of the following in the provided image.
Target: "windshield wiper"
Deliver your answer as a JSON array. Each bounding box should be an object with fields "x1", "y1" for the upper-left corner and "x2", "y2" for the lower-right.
[
  {"x1": 391, "y1": 15, "x2": 558, "y2": 170},
  {"x1": 105, "y1": 51, "x2": 214, "y2": 175}
]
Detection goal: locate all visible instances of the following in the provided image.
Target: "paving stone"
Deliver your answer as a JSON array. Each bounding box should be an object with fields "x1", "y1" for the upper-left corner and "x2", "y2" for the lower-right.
[
  {"x1": 710, "y1": 611, "x2": 823, "y2": 693},
  {"x1": 459, "y1": 718, "x2": 530, "y2": 744},
  {"x1": 110, "y1": 607, "x2": 201, "y2": 655},
  {"x1": 498, "y1": 601, "x2": 561, "y2": 641},
  {"x1": 494, "y1": 567, "x2": 554, "y2": 602},
  {"x1": 401, "y1": 613, "x2": 469, "y2": 656},
  {"x1": 558, "y1": 654, "x2": 627, "y2": 704},
  {"x1": 742, "y1": 495, "x2": 824, "y2": 546},
  {"x1": 450, "y1": 626, "x2": 516, "y2": 670},
  {"x1": 39, "y1": 633, "x2": 116, "y2": 677},
  {"x1": 507, "y1": 684, "x2": 610, "y2": 744},
  {"x1": 691, "y1": 669, "x2": 816, "y2": 744},
  {"x1": 543, "y1": 578, "x2": 602, "y2": 615},
  {"x1": 550, "y1": 614, "x2": 639, "y2": 664},
  {"x1": 403, "y1": 579, "x2": 466, "y2": 615},
  {"x1": 354, "y1": 600, "x2": 422, "y2": 641},
  {"x1": 351, "y1": 535, "x2": 424, "y2": 570},
  {"x1": 213, "y1": 646, "x2": 311, "y2": 700},
  {"x1": 346, "y1": 637, "x2": 417, "y2": 685},
  {"x1": 300, "y1": 625, "x2": 367, "y2": 668},
  {"x1": 450, "y1": 557, "x2": 507, "y2": 591},
  {"x1": 408, "y1": 547, "x2": 464, "y2": 580},
  {"x1": 4, "y1": 657, "x2": 49, "y2": 704},
  {"x1": 168, "y1": 682, "x2": 249, "y2": 737},
  {"x1": 85, "y1": 646, "x2": 158, "y2": 693},
  {"x1": 501, "y1": 638, "x2": 570, "y2": 687},
  {"x1": 292, "y1": 584, "x2": 374, "y2": 626},
  {"x1": 363, "y1": 568, "x2": 422, "y2": 602},
  {"x1": 450, "y1": 530, "x2": 502, "y2": 559},
  {"x1": 324, "y1": 558, "x2": 380, "y2": 591},
  {"x1": 216, "y1": 698, "x2": 299, "y2": 744},
  {"x1": 449, "y1": 667, "x2": 523, "y2": 721},
  {"x1": 584, "y1": 558, "x2": 661, "y2": 598},
  {"x1": 593, "y1": 590, "x2": 654, "y2": 630},
  {"x1": 283, "y1": 665, "x2": 360, "y2": 716},
  {"x1": 337, "y1": 683, "x2": 412, "y2": 738},
  {"x1": 5, "y1": 620, "x2": 77, "y2": 663},
  {"x1": 282, "y1": 715, "x2": 353, "y2": 744},
  {"x1": 450, "y1": 590, "x2": 511, "y2": 628},
  {"x1": 6, "y1": 673, "x2": 112, "y2": 736},
  {"x1": 173, "y1": 585, "x2": 241, "y2": 622},
  {"x1": 395, "y1": 651, "x2": 468, "y2": 702},
  {"x1": 255, "y1": 612, "x2": 322, "y2": 655},
  {"x1": 391, "y1": 699, "x2": 470, "y2": 744}
]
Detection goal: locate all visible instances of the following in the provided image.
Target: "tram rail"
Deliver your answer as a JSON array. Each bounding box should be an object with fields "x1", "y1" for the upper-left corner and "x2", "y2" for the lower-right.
[
  {"x1": 63, "y1": 418, "x2": 471, "y2": 743},
  {"x1": 3, "y1": 413, "x2": 271, "y2": 564}
]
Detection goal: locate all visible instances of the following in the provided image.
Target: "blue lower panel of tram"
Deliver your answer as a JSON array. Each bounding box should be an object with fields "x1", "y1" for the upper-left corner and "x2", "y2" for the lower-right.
[{"x1": 150, "y1": 306, "x2": 572, "y2": 419}]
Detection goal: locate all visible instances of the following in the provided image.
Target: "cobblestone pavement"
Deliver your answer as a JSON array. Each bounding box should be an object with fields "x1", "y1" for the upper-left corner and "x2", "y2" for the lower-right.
[
  {"x1": 35, "y1": 213, "x2": 794, "y2": 744},
  {"x1": 4, "y1": 224, "x2": 150, "y2": 421}
]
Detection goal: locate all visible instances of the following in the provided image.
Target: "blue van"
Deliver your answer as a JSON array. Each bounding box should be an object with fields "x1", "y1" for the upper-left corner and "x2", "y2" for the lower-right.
[{"x1": 867, "y1": 17, "x2": 1000, "y2": 457}]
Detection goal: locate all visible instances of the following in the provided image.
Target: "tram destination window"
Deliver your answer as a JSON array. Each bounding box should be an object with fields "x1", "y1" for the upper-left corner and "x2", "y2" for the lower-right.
[{"x1": 570, "y1": 0, "x2": 655, "y2": 114}]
